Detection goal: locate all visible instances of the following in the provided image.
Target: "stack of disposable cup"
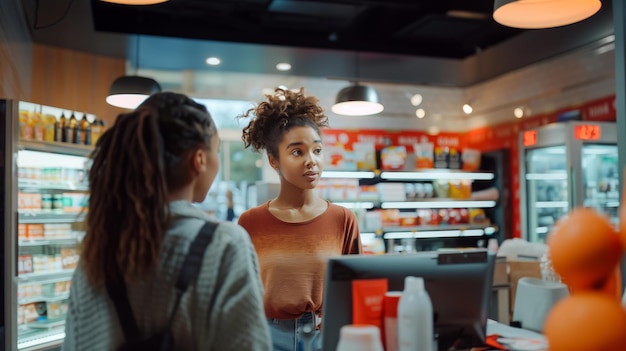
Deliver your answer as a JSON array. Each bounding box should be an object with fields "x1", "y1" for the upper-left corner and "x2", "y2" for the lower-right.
[{"x1": 336, "y1": 324, "x2": 384, "y2": 351}]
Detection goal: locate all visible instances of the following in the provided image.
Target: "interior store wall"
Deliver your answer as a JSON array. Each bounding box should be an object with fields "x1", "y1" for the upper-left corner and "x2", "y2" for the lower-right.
[{"x1": 0, "y1": 0, "x2": 32, "y2": 100}]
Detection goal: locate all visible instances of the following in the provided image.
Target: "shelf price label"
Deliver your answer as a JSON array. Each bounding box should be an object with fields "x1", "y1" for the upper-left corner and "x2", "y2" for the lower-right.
[
  {"x1": 523, "y1": 130, "x2": 537, "y2": 146},
  {"x1": 573, "y1": 124, "x2": 601, "y2": 140}
]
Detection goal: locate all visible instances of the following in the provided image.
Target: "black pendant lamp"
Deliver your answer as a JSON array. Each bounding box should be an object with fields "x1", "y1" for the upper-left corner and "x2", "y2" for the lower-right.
[
  {"x1": 332, "y1": 84, "x2": 384, "y2": 116},
  {"x1": 106, "y1": 36, "x2": 161, "y2": 109},
  {"x1": 331, "y1": 52, "x2": 383, "y2": 116},
  {"x1": 493, "y1": 0, "x2": 601, "y2": 29},
  {"x1": 100, "y1": 0, "x2": 169, "y2": 4}
]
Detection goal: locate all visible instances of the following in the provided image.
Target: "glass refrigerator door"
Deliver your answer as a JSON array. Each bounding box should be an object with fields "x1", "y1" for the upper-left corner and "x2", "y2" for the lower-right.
[
  {"x1": 524, "y1": 146, "x2": 569, "y2": 243},
  {"x1": 581, "y1": 144, "x2": 619, "y2": 226},
  {"x1": 16, "y1": 148, "x2": 88, "y2": 350}
]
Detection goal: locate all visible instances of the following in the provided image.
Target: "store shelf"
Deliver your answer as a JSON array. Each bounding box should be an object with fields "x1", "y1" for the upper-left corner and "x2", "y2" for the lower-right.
[
  {"x1": 19, "y1": 238, "x2": 80, "y2": 247},
  {"x1": 17, "y1": 328, "x2": 65, "y2": 351},
  {"x1": 19, "y1": 293, "x2": 70, "y2": 305},
  {"x1": 381, "y1": 200, "x2": 496, "y2": 209},
  {"x1": 19, "y1": 139, "x2": 93, "y2": 157},
  {"x1": 18, "y1": 179, "x2": 88, "y2": 192},
  {"x1": 18, "y1": 269, "x2": 74, "y2": 284},
  {"x1": 380, "y1": 170, "x2": 494, "y2": 181},
  {"x1": 19, "y1": 211, "x2": 85, "y2": 224},
  {"x1": 382, "y1": 225, "x2": 498, "y2": 240}
]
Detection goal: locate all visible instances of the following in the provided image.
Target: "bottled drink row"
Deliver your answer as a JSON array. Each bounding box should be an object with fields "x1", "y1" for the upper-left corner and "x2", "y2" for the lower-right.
[{"x1": 19, "y1": 110, "x2": 106, "y2": 146}]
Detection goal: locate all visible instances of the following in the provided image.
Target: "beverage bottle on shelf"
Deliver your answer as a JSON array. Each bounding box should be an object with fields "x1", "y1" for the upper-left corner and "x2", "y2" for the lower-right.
[
  {"x1": 59, "y1": 113, "x2": 70, "y2": 143},
  {"x1": 70, "y1": 113, "x2": 81, "y2": 144},
  {"x1": 91, "y1": 119, "x2": 105, "y2": 145},
  {"x1": 84, "y1": 116, "x2": 92, "y2": 146},
  {"x1": 79, "y1": 114, "x2": 89, "y2": 145},
  {"x1": 64, "y1": 113, "x2": 75, "y2": 143},
  {"x1": 44, "y1": 114, "x2": 56, "y2": 142},
  {"x1": 398, "y1": 276, "x2": 433, "y2": 351},
  {"x1": 56, "y1": 113, "x2": 66, "y2": 142}
]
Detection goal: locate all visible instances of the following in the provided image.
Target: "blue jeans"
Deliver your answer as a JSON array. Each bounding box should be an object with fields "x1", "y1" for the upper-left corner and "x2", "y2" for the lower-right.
[{"x1": 267, "y1": 313, "x2": 322, "y2": 351}]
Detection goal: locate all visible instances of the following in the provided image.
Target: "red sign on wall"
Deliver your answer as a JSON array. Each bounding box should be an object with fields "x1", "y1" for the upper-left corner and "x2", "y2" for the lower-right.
[{"x1": 573, "y1": 124, "x2": 601, "y2": 140}]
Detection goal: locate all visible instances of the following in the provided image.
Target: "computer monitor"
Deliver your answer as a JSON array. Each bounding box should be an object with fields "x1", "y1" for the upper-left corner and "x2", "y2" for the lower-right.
[{"x1": 321, "y1": 250, "x2": 495, "y2": 351}]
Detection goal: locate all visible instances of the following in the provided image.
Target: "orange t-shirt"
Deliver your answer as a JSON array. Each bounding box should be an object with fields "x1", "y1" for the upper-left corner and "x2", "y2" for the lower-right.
[{"x1": 238, "y1": 201, "x2": 362, "y2": 320}]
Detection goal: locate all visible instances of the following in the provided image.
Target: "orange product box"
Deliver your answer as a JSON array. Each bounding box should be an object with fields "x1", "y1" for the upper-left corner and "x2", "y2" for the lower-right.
[
  {"x1": 19, "y1": 224, "x2": 28, "y2": 240},
  {"x1": 27, "y1": 224, "x2": 44, "y2": 239}
]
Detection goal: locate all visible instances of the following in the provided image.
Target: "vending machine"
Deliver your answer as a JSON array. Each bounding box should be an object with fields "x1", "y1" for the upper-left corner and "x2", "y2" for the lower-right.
[
  {"x1": 2, "y1": 100, "x2": 94, "y2": 351},
  {"x1": 519, "y1": 121, "x2": 618, "y2": 243}
]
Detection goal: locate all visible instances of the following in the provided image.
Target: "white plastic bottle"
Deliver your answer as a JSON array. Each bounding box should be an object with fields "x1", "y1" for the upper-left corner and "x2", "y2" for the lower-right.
[{"x1": 397, "y1": 276, "x2": 433, "y2": 351}]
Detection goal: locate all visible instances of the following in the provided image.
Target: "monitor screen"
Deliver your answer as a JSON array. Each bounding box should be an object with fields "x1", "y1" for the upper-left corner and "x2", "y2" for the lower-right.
[{"x1": 321, "y1": 250, "x2": 496, "y2": 351}]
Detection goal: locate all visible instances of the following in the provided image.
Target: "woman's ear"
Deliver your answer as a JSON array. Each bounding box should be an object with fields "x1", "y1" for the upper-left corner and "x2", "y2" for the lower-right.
[
  {"x1": 268, "y1": 153, "x2": 279, "y2": 170},
  {"x1": 192, "y1": 148, "x2": 207, "y2": 174}
]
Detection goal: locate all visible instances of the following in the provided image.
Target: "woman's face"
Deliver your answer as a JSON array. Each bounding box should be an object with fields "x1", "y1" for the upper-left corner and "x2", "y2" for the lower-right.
[
  {"x1": 270, "y1": 125, "x2": 324, "y2": 190},
  {"x1": 193, "y1": 132, "x2": 220, "y2": 202}
]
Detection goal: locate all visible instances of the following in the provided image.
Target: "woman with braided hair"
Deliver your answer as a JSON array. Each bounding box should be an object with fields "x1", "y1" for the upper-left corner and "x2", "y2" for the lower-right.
[
  {"x1": 63, "y1": 92, "x2": 271, "y2": 351},
  {"x1": 237, "y1": 87, "x2": 362, "y2": 351}
]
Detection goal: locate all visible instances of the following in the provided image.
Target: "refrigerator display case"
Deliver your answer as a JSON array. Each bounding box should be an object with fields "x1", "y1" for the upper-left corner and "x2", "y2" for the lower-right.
[
  {"x1": 519, "y1": 121, "x2": 618, "y2": 243},
  {"x1": 3, "y1": 100, "x2": 92, "y2": 351}
]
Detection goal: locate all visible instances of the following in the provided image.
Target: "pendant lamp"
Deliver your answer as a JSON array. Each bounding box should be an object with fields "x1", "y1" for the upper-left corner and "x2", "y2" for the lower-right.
[
  {"x1": 331, "y1": 51, "x2": 384, "y2": 116},
  {"x1": 106, "y1": 36, "x2": 161, "y2": 109},
  {"x1": 493, "y1": 0, "x2": 601, "y2": 29},
  {"x1": 332, "y1": 84, "x2": 384, "y2": 116}
]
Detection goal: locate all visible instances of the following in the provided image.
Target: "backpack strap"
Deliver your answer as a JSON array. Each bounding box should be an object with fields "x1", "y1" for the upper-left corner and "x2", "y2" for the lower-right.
[{"x1": 107, "y1": 220, "x2": 219, "y2": 341}]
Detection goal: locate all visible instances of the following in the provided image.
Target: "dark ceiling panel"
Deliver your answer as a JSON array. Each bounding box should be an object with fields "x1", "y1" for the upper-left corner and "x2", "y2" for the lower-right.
[{"x1": 90, "y1": 0, "x2": 523, "y2": 59}]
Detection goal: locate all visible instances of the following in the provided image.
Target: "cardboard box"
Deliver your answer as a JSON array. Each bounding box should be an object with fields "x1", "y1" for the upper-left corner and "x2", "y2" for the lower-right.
[{"x1": 508, "y1": 259, "x2": 542, "y2": 313}]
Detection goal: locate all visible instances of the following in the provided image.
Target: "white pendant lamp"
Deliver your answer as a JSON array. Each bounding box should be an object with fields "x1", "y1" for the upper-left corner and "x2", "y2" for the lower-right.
[
  {"x1": 493, "y1": 0, "x2": 602, "y2": 29},
  {"x1": 332, "y1": 84, "x2": 384, "y2": 116},
  {"x1": 106, "y1": 36, "x2": 161, "y2": 109},
  {"x1": 106, "y1": 76, "x2": 162, "y2": 109},
  {"x1": 100, "y1": 0, "x2": 169, "y2": 4}
]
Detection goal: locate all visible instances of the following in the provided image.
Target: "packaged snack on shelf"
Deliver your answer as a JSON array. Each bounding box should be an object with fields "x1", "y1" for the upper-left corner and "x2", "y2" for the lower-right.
[
  {"x1": 18, "y1": 224, "x2": 27, "y2": 240},
  {"x1": 404, "y1": 183, "x2": 417, "y2": 200},
  {"x1": 448, "y1": 147, "x2": 462, "y2": 169},
  {"x1": 433, "y1": 180, "x2": 449, "y2": 198},
  {"x1": 399, "y1": 212, "x2": 418, "y2": 226},
  {"x1": 414, "y1": 183, "x2": 425, "y2": 198},
  {"x1": 381, "y1": 145, "x2": 407, "y2": 170},
  {"x1": 46, "y1": 300, "x2": 65, "y2": 320},
  {"x1": 434, "y1": 146, "x2": 449, "y2": 169},
  {"x1": 362, "y1": 211, "x2": 383, "y2": 232},
  {"x1": 345, "y1": 179, "x2": 360, "y2": 201},
  {"x1": 469, "y1": 208, "x2": 490, "y2": 224},
  {"x1": 377, "y1": 183, "x2": 406, "y2": 202},
  {"x1": 353, "y1": 142, "x2": 377, "y2": 170},
  {"x1": 438, "y1": 208, "x2": 450, "y2": 225},
  {"x1": 18, "y1": 254, "x2": 33, "y2": 275},
  {"x1": 379, "y1": 209, "x2": 401, "y2": 227},
  {"x1": 359, "y1": 185, "x2": 380, "y2": 202},
  {"x1": 462, "y1": 148, "x2": 481, "y2": 171},
  {"x1": 449, "y1": 179, "x2": 472, "y2": 199},
  {"x1": 27, "y1": 224, "x2": 44, "y2": 239},
  {"x1": 414, "y1": 141, "x2": 434, "y2": 169},
  {"x1": 61, "y1": 248, "x2": 80, "y2": 269},
  {"x1": 423, "y1": 182, "x2": 435, "y2": 198}
]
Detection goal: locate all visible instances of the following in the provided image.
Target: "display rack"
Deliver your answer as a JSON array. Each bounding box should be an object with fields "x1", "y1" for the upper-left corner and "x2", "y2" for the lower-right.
[{"x1": 16, "y1": 139, "x2": 90, "y2": 351}]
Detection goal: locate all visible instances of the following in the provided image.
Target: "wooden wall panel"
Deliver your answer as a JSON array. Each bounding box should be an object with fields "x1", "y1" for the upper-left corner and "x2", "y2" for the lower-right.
[
  {"x1": 31, "y1": 43, "x2": 125, "y2": 125},
  {"x1": 0, "y1": 0, "x2": 32, "y2": 100}
]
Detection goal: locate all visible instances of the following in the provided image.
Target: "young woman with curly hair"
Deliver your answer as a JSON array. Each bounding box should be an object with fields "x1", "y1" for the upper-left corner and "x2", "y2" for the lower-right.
[
  {"x1": 237, "y1": 88, "x2": 362, "y2": 351},
  {"x1": 63, "y1": 92, "x2": 271, "y2": 351}
]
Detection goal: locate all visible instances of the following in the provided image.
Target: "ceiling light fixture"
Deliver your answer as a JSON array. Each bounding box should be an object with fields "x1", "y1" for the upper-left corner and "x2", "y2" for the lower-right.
[
  {"x1": 206, "y1": 57, "x2": 221, "y2": 66},
  {"x1": 100, "y1": 0, "x2": 169, "y2": 4},
  {"x1": 332, "y1": 52, "x2": 383, "y2": 116},
  {"x1": 106, "y1": 36, "x2": 161, "y2": 109},
  {"x1": 514, "y1": 106, "x2": 525, "y2": 118},
  {"x1": 462, "y1": 103, "x2": 473, "y2": 115},
  {"x1": 416, "y1": 109, "x2": 425, "y2": 119},
  {"x1": 493, "y1": 0, "x2": 601, "y2": 29},
  {"x1": 276, "y1": 63, "x2": 292, "y2": 71},
  {"x1": 410, "y1": 93, "x2": 423, "y2": 106}
]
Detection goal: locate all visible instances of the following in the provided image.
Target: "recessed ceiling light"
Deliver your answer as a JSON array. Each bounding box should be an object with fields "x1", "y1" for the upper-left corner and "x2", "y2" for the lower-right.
[
  {"x1": 276, "y1": 63, "x2": 292, "y2": 71},
  {"x1": 206, "y1": 57, "x2": 221, "y2": 66},
  {"x1": 462, "y1": 103, "x2": 473, "y2": 114},
  {"x1": 410, "y1": 94, "x2": 423, "y2": 106},
  {"x1": 514, "y1": 107, "x2": 524, "y2": 118},
  {"x1": 416, "y1": 109, "x2": 425, "y2": 119}
]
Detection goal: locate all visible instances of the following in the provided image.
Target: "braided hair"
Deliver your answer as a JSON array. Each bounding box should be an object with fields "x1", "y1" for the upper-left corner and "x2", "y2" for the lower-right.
[
  {"x1": 239, "y1": 87, "x2": 328, "y2": 157},
  {"x1": 82, "y1": 92, "x2": 217, "y2": 286}
]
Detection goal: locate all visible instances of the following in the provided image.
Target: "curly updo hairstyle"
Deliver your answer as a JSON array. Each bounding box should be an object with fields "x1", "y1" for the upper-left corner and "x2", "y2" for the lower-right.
[{"x1": 239, "y1": 87, "x2": 329, "y2": 158}]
